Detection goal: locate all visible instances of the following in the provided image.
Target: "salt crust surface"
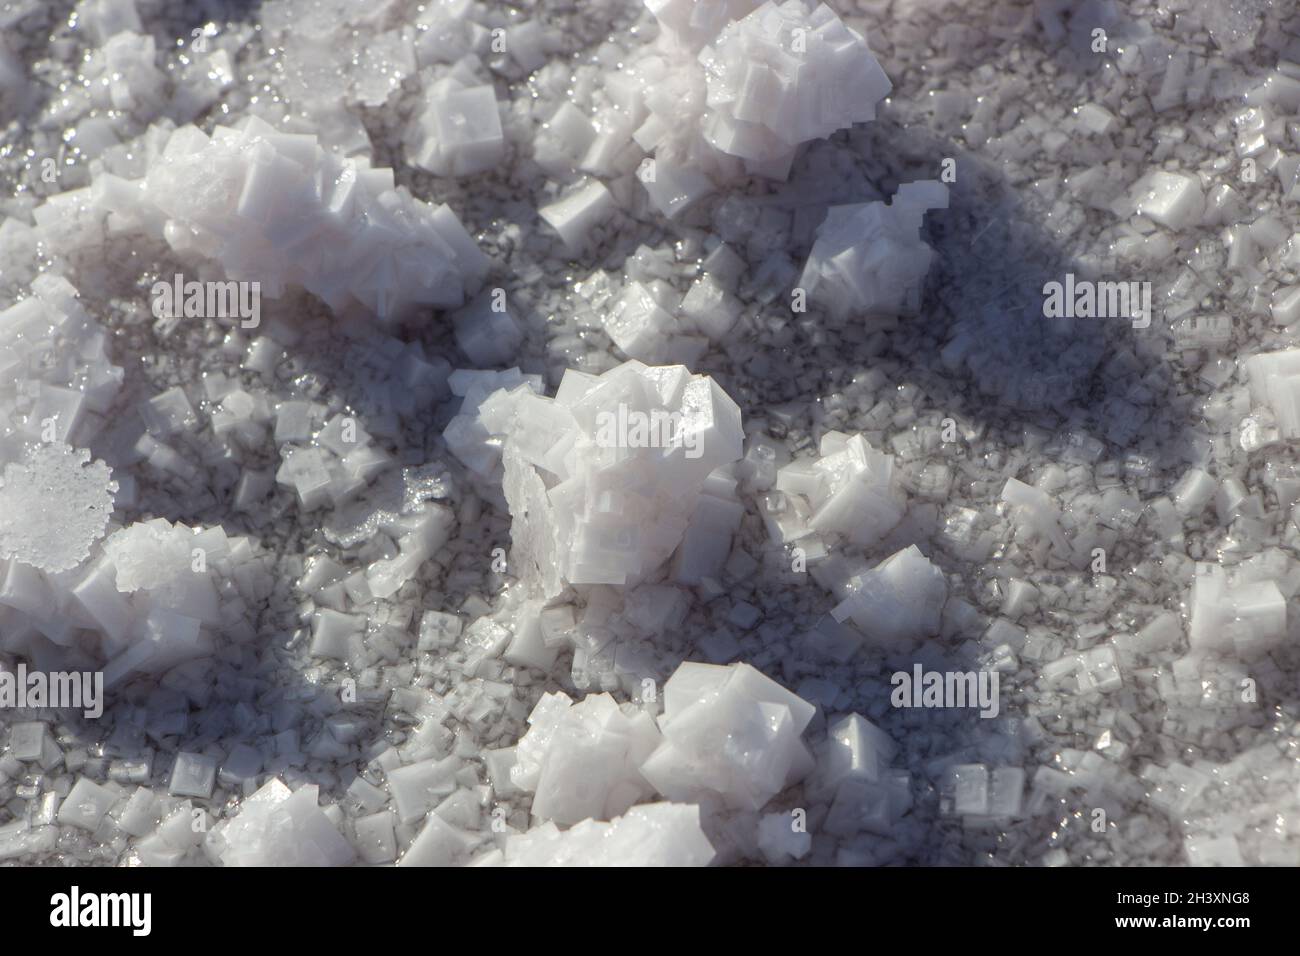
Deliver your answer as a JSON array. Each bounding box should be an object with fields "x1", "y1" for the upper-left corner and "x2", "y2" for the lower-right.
[{"x1": 0, "y1": 0, "x2": 1299, "y2": 869}]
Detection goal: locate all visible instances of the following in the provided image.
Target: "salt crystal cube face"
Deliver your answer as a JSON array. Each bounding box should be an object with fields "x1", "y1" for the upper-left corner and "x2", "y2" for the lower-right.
[
  {"x1": 951, "y1": 763, "x2": 990, "y2": 816},
  {"x1": 1131, "y1": 170, "x2": 1205, "y2": 230},
  {"x1": 1077, "y1": 644, "x2": 1123, "y2": 694},
  {"x1": 417, "y1": 85, "x2": 505, "y2": 177},
  {"x1": 540, "y1": 179, "x2": 615, "y2": 254},
  {"x1": 641, "y1": 160, "x2": 715, "y2": 218},
  {"x1": 1246, "y1": 349, "x2": 1300, "y2": 438},
  {"x1": 8, "y1": 721, "x2": 46, "y2": 761},
  {"x1": 641, "y1": 661, "x2": 814, "y2": 811},
  {"x1": 418, "y1": 610, "x2": 463, "y2": 651},
  {"x1": 824, "y1": 779, "x2": 892, "y2": 836},
  {"x1": 169, "y1": 751, "x2": 218, "y2": 798},
  {"x1": 988, "y1": 767, "x2": 1025, "y2": 817},
  {"x1": 833, "y1": 545, "x2": 946, "y2": 648},
  {"x1": 354, "y1": 811, "x2": 398, "y2": 864},
  {"x1": 822, "y1": 713, "x2": 893, "y2": 786},
  {"x1": 386, "y1": 755, "x2": 460, "y2": 824},
  {"x1": 58, "y1": 777, "x2": 118, "y2": 831},
  {"x1": 756, "y1": 811, "x2": 812, "y2": 863}
]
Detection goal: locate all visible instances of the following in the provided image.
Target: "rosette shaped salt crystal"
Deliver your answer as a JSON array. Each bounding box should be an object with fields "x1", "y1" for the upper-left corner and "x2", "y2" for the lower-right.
[
  {"x1": 640, "y1": 662, "x2": 816, "y2": 811},
  {"x1": 99, "y1": 115, "x2": 487, "y2": 322},
  {"x1": 799, "y1": 181, "x2": 948, "y2": 319},
  {"x1": 464, "y1": 360, "x2": 744, "y2": 599},
  {"x1": 698, "y1": 0, "x2": 891, "y2": 177}
]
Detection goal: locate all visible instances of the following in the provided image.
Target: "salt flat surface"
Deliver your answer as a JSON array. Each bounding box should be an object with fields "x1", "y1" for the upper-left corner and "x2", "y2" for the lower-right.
[{"x1": 0, "y1": 0, "x2": 1298, "y2": 867}]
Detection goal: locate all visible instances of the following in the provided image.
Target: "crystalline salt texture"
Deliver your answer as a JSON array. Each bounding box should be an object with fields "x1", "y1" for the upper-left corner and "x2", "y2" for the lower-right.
[
  {"x1": 510, "y1": 692, "x2": 661, "y2": 825},
  {"x1": 1130, "y1": 170, "x2": 1205, "y2": 230},
  {"x1": 639, "y1": 661, "x2": 814, "y2": 811},
  {"x1": 90, "y1": 116, "x2": 487, "y2": 323},
  {"x1": 57, "y1": 777, "x2": 118, "y2": 831},
  {"x1": 539, "y1": 179, "x2": 615, "y2": 255},
  {"x1": 1187, "y1": 563, "x2": 1286, "y2": 658},
  {"x1": 799, "y1": 182, "x2": 948, "y2": 320},
  {"x1": 697, "y1": 0, "x2": 890, "y2": 176},
  {"x1": 831, "y1": 545, "x2": 947, "y2": 648},
  {"x1": 409, "y1": 82, "x2": 505, "y2": 177},
  {"x1": 214, "y1": 778, "x2": 355, "y2": 866},
  {"x1": 0, "y1": 443, "x2": 116, "y2": 573},
  {"x1": 644, "y1": 0, "x2": 762, "y2": 50},
  {"x1": 460, "y1": 361, "x2": 743, "y2": 599},
  {"x1": 499, "y1": 801, "x2": 715, "y2": 866}
]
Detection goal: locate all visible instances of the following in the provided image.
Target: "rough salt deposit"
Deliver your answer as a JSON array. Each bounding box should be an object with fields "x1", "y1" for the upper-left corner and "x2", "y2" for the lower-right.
[{"x1": 1, "y1": 0, "x2": 1299, "y2": 875}]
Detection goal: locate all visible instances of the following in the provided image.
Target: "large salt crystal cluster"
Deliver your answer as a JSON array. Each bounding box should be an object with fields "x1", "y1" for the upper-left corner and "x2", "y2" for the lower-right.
[
  {"x1": 211, "y1": 778, "x2": 355, "y2": 867},
  {"x1": 617, "y1": 0, "x2": 891, "y2": 220},
  {"x1": 640, "y1": 662, "x2": 816, "y2": 810},
  {"x1": 94, "y1": 116, "x2": 488, "y2": 322},
  {"x1": 453, "y1": 360, "x2": 744, "y2": 599},
  {"x1": 799, "y1": 181, "x2": 949, "y2": 320},
  {"x1": 697, "y1": 0, "x2": 892, "y2": 178},
  {"x1": 510, "y1": 691, "x2": 662, "y2": 825}
]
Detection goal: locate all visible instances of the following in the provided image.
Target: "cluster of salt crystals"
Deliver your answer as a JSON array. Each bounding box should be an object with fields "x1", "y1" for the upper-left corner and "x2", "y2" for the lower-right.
[
  {"x1": 487, "y1": 802, "x2": 716, "y2": 866},
  {"x1": 575, "y1": 0, "x2": 890, "y2": 221},
  {"x1": 209, "y1": 778, "x2": 355, "y2": 866},
  {"x1": 798, "y1": 181, "x2": 949, "y2": 320},
  {"x1": 450, "y1": 360, "x2": 744, "y2": 598},
  {"x1": 508, "y1": 691, "x2": 661, "y2": 825},
  {"x1": 0, "y1": 274, "x2": 123, "y2": 459},
  {"x1": 491, "y1": 659, "x2": 910, "y2": 865},
  {"x1": 762, "y1": 430, "x2": 906, "y2": 553},
  {"x1": 696, "y1": 0, "x2": 892, "y2": 179},
  {"x1": 89, "y1": 115, "x2": 488, "y2": 322}
]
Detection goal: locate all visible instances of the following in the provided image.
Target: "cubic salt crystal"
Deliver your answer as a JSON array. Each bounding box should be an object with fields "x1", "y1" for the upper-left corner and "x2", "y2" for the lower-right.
[
  {"x1": 640, "y1": 661, "x2": 815, "y2": 811},
  {"x1": 539, "y1": 179, "x2": 615, "y2": 254},
  {"x1": 58, "y1": 777, "x2": 118, "y2": 831},
  {"x1": 832, "y1": 545, "x2": 947, "y2": 648},
  {"x1": 168, "y1": 751, "x2": 217, "y2": 798},
  {"x1": 644, "y1": 0, "x2": 762, "y2": 50},
  {"x1": 1188, "y1": 563, "x2": 1287, "y2": 658},
  {"x1": 799, "y1": 181, "x2": 948, "y2": 320},
  {"x1": 1131, "y1": 170, "x2": 1205, "y2": 230},
  {"x1": 410, "y1": 83, "x2": 505, "y2": 177}
]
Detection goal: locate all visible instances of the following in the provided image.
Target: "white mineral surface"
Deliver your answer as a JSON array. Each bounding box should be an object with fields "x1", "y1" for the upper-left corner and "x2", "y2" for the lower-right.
[{"x1": 0, "y1": 0, "x2": 1297, "y2": 871}]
